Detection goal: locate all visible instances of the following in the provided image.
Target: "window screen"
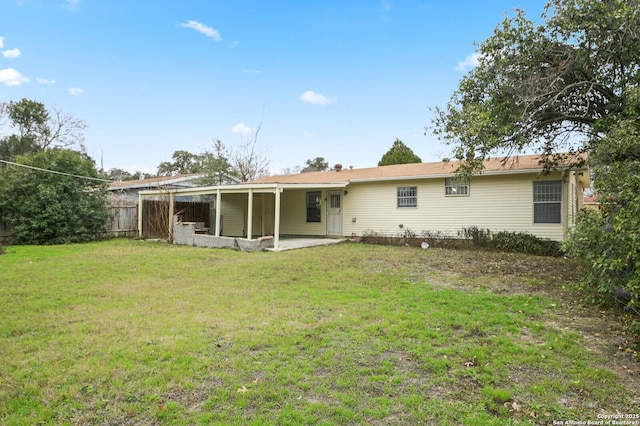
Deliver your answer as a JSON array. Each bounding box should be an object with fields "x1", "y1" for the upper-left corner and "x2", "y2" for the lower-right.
[
  {"x1": 397, "y1": 186, "x2": 417, "y2": 208},
  {"x1": 533, "y1": 181, "x2": 562, "y2": 224}
]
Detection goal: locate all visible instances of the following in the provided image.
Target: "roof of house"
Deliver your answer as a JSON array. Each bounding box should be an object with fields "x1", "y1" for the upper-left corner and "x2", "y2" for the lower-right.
[
  {"x1": 247, "y1": 153, "x2": 587, "y2": 185},
  {"x1": 108, "y1": 174, "x2": 202, "y2": 191}
]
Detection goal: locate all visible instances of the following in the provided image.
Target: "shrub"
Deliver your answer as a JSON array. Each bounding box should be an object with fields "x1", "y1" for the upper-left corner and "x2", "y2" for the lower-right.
[
  {"x1": 0, "y1": 149, "x2": 108, "y2": 244},
  {"x1": 361, "y1": 227, "x2": 561, "y2": 257},
  {"x1": 564, "y1": 208, "x2": 640, "y2": 318},
  {"x1": 490, "y1": 230, "x2": 562, "y2": 257}
]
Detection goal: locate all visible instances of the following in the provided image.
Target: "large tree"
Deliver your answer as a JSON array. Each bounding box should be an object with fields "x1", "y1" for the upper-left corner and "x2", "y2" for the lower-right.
[
  {"x1": 0, "y1": 98, "x2": 86, "y2": 159},
  {"x1": 433, "y1": 0, "x2": 639, "y2": 173},
  {"x1": 433, "y1": 0, "x2": 640, "y2": 313},
  {"x1": 0, "y1": 149, "x2": 108, "y2": 244},
  {"x1": 156, "y1": 150, "x2": 204, "y2": 176},
  {"x1": 378, "y1": 139, "x2": 422, "y2": 166}
]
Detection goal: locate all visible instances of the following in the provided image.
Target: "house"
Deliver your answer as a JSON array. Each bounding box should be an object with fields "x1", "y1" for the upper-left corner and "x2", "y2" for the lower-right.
[
  {"x1": 107, "y1": 174, "x2": 205, "y2": 203},
  {"x1": 138, "y1": 153, "x2": 589, "y2": 251}
]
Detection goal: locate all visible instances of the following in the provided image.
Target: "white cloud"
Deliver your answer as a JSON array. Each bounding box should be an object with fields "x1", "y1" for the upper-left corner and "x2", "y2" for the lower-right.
[
  {"x1": 231, "y1": 122, "x2": 252, "y2": 135},
  {"x1": 37, "y1": 77, "x2": 56, "y2": 85},
  {"x1": 300, "y1": 90, "x2": 334, "y2": 105},
  {"x1": 2, "y1": 48, "x2": 21, "y2": 58},
  {"x1": 0, "y1": 68, "x2": 29, "y2": 86},
  {"x1": 455, "y1": 53, "x2": 482, "y2": 71},
  {"x1": 66, "y1": 0, "x2": 80, "y2": 9},
  {"x1": 179, "y1": 20, "x2": 222, "y2": 41},
  {"x1": 0, "y1": 37, "x2": 4, "y2": 49},
  {"x1": 68, "y1": 87, "x2": 84, "y2": 95}
]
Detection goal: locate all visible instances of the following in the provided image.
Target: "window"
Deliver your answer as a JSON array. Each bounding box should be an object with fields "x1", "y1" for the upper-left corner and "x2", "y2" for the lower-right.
[
  {"x1": 445, "y1": 178, "x2": 469, "y2": 196},
  {"x1": 397, "y1": 186, "x2": 417, "y2": 208},
  {"x1": 533, "y1": 181, "x2": 562, "y2": 224},
  {"x1": 306, "y1": 191, "x2": 321, "y2": 222}
]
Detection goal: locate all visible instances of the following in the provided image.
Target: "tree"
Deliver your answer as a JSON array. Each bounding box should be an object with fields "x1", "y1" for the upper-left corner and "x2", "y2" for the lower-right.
[
  {"x1": 433, "y1": 0, "x2": 640, "y2": 315},
  {"x1": 156, "y1": 150, "x2": 204, "y2": 176},
  {"x1": 301, "y1": 157, "x2": 329, "y2": 173},
  {"x1": 0, "y1": 98, "x2": 86, "y2": 159},
  {"x1": 563, "y1": 88, "x2": 640, "y2": 315},
  {"x1": 0, "y1": 149, "x2": 108, "y2": 244},
  {"x1": 378, "y1": 139, "x2": 422, "y2": 166},
  {"x1": 106, "y1": 168, "x2": 135, "y2": 182},
  {"x1": 231, "y1": 122, "x2": 269, "y2": 182},
  {"x1": 197, "y1": 139, "x2": 236, "y2": 185},
  {"x1": 432, "y1": 0, "x2": 639, "y2": 174}
]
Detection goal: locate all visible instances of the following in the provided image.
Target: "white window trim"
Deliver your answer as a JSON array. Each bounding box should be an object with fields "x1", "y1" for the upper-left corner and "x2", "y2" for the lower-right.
[
  {"x1": 533, "y1": 180, "x2": 563, "y2": 224},
  {"x1": 444, "y1": 178, "x2": 470, "y2": 196},
  {"x1": 397, "y1": 186, "x2": 417, "y2": 208}
]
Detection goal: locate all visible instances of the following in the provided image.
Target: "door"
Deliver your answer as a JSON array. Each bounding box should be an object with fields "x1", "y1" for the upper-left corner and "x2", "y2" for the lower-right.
[{"x1": 327, "y1": 191, "x2": 342, "y2": 236}]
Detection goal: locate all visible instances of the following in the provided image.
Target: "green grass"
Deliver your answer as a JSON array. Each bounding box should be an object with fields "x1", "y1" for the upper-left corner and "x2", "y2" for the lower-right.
[{"x1": 0, "y1": 239, "x2": 637, "y2": 425}]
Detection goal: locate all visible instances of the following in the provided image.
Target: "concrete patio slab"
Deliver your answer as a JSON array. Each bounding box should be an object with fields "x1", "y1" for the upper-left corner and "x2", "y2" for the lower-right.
[{"x1": 269, "y1": 237, "x2": 347, "y2": 251}]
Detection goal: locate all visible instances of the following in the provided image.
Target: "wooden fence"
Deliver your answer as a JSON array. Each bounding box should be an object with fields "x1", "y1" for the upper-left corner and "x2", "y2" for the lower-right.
[{"x1": 106, "y1": 205, "x2": 138, "y2": 238}]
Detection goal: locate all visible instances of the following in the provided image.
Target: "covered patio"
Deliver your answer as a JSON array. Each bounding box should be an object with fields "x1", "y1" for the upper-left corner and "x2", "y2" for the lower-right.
[{"x1": 137, "y1": 182, "x2": 347, "y2": 251}]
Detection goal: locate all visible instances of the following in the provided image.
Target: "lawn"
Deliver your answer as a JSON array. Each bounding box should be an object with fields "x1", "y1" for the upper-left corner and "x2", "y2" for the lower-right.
[{"x1": 0, "y1": 239, "x2": 638, "y2": 425}]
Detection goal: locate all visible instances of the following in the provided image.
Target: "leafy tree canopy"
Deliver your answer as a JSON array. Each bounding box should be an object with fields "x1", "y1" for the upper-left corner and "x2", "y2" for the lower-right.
[
  {"x1": 0, "y1": 149, "x2": 108, "y2": 244},
  {"x1": 433, "y1": 0, "x2": 640, "y2": 175},
  {"x1": 0, "y1": 98, "x2": 86, "y2": 160},
  {"x1": 378, "y1": 139, "x2": 422, "y2": 166},
  {"x1": 301, "y1": 157, "x2": 329, "y2": 173},
  {"x1": 157, "y1": 150, "x2": 204, "y2": 176},
  {"x1": 105, "y1": 168, "x2": 151, "y2": 181}
]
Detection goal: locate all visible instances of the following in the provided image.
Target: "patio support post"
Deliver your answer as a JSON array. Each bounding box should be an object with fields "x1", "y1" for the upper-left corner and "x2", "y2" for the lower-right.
[
  {"x1": 261, "y1": 193, "x2": 266, "y2": 236},
  {"x1": 246, "y1": 188, "x2": 253, "y2": 239},
  {"x1": 137, "y1": 193, "x2": 143, "y2": 238},
  {"x1": 168, "y1": 191, "x2": 175, "y2": 241},
  {"x1": 274, "y1": 186, "x2": 282, "y2": 250},
  {"x1": 215, "y1": 189, "x2": 221, "y2": 237}
]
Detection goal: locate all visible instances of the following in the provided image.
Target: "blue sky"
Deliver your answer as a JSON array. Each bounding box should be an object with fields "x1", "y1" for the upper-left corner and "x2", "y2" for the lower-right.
[{"x1": 0, "y1": 0, "x2": 546, "y2": 175}]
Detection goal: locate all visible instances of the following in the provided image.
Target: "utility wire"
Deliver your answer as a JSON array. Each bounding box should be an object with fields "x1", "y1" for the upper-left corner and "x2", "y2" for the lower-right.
[{"x1": 0, "y1": 159, "x2": 112, "y2": 183}]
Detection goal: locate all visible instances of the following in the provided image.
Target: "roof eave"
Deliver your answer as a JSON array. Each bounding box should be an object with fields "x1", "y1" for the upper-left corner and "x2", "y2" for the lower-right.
[{"x1": 139, "y1": 182, "x2": 348, "y2": 197}]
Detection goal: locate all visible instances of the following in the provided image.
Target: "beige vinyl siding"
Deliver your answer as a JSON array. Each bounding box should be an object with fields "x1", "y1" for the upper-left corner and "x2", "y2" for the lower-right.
[
  {"x1": 220, "y1": 193, "x2": 246, "y2": 237},
  {"x1": 250, "y1": 193, "x2": 274, "y2": 237},
  {"x1": 279, "y1": 189, "x2": 327, "y2": 236},
  {"x1": 342, "y1": 172, "x2": 567, "y2": 241}
]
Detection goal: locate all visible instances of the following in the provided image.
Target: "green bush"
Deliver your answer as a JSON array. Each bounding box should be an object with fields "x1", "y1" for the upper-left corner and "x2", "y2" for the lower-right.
[
  {"x1": 0, "y1": 149, "x2": 108, "y2": 244},
  {"x1": 564, "y1": 208, "x2": 639, "y2": 315},
  {"x1": 361, "y1": 227, "x2": 561, "y2": 257},
  {"x1": 490, "y1": 230, "x2": 562, "y2": 257}
]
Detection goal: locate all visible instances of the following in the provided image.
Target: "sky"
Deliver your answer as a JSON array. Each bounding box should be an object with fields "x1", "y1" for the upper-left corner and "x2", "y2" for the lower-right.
[{"x1": 0, "y1": 0, "x2": 547, "y2": 175}]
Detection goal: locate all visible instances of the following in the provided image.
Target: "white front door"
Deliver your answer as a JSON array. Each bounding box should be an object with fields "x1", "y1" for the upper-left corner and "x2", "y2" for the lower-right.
[{"x1": 327, "y1": 191, "x2": 342, "y2": 236}]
